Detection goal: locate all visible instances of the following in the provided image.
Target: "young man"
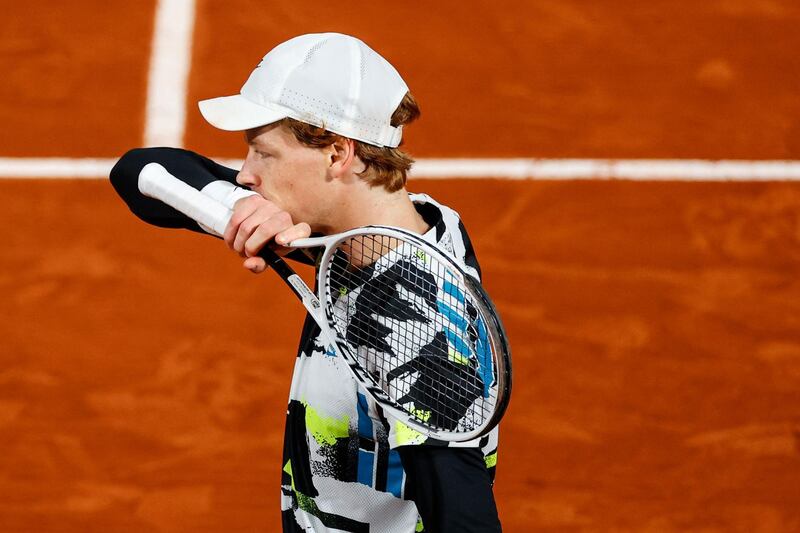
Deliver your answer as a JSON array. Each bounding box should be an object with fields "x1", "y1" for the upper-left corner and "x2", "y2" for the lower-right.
[{"x1": 111, "y1": 32, "x2": 501, "y2": 532}]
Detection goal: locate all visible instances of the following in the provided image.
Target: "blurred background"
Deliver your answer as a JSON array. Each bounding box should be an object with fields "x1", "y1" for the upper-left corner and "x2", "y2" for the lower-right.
[{"x1": 1, "y1": 1, "x2": 799, "y2": 531}]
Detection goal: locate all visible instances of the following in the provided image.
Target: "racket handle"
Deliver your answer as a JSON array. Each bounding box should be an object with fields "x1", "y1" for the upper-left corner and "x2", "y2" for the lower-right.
[
  {"x1": 257, "y1": 246, "x2": 321, "y2": 307},
  {"x1": 258, "y1": 246, "x2": 290, "y2": 273}
]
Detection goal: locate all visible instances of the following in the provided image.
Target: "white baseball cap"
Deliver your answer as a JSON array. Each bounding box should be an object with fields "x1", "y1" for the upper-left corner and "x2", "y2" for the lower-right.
[{"x1": 198, "y1": 33, "x2": 409, "y2": 148}]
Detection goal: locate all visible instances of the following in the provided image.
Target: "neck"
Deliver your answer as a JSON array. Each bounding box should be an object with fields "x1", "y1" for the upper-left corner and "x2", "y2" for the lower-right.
[{"x1": 318, "y1": 183, "x2": 429, "y2": 236}]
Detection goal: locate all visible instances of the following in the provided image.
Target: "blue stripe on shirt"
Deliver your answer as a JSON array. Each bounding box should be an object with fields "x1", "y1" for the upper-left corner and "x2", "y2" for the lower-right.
[
  {"x1": 357, "y1": 449, "x2": 375, "y2": 486},
  {"x1": 385, "y1": 449, "x2": 404, "y2": 498}
]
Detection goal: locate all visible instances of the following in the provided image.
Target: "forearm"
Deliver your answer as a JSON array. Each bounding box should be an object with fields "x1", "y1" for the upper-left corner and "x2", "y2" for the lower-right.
[
  {"x1": 109, "y1": 147, "x2": 253, "y2": 233},
  {"x1": 110, "y1": 147, "x2": 317, "y2": 266}
]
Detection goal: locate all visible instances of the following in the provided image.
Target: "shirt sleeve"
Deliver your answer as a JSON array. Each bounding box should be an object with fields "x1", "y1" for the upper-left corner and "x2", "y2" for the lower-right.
[
  {"x1": 110, "y1": 147, "x2": 247, "y2": 233},
  {"x1": 397, "y1": 446, "x2": 502, "y2": 533},
  {"x1": 109, "y1": 147, "x2": 315, "y2": 265}
]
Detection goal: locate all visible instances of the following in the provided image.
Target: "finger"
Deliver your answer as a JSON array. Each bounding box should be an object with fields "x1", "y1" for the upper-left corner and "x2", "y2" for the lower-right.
[
  {"x1": 233, "y1": 203, "x2": 288, "y2": 255},
  {"x1": 224, "y1": 196, "x2": 262, "y2": 249},
  {"x1": 244, "y1": 211, "x2": 294, "y2": 257},
  {"x1": 233, "y1": 217, "x2": 261, "y2": 256},
  {"x1": 243, "y1": 256, "x2": 267, "y2": 273},
  {"x1": 275, "y1": 222, "x2": 312, "y2": 246}
]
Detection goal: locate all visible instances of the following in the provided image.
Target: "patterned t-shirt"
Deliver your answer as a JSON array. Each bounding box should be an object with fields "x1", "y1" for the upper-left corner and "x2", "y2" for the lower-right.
[{"x1": 280, "y1": 193, "x2": 499, "y2": 532}]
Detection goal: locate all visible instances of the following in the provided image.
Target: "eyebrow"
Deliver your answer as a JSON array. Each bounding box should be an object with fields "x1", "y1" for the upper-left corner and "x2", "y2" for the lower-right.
[
  {"x1": 247, "y1": 137, "x2": 270, "y2": 150},
  {"x1": 244, "y1": 131, "x2": 262, "y2": 147}
]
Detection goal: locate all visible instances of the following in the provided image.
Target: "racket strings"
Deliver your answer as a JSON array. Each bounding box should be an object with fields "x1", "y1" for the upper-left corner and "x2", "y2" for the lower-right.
[{"x1": 325, "y1": 233, "x2": 497, "y2": 433}]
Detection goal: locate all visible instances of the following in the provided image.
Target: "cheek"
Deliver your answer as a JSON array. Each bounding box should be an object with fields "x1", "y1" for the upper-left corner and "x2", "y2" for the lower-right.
[
  {"x1": 270, "y1": 161, "x2": 308, "y2": 203},
  {"x1": 292, "y1": 154, "x2": 328, "y2": 190}
]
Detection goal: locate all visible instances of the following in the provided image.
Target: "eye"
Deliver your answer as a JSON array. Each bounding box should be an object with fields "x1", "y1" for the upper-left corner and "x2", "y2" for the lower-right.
[{"x1": 256, "y1": 150, "x2": 272, "y2": 159}]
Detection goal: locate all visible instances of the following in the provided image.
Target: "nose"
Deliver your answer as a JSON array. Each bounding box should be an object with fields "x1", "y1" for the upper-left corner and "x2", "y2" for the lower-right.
[
  {"x1": 236, "y1": 158, "x2": 258, "y2": 187},
  {"x1": 236, "y1": 169, "x2": 254, "y2": 187}
]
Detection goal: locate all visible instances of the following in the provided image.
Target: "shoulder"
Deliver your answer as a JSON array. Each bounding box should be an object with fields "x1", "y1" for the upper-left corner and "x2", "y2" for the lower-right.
[{"x1": 410, "y1": 192, "x2": 482, "y2": 281}]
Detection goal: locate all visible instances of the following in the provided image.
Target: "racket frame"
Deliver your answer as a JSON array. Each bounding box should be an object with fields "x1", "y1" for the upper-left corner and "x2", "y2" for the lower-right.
[{"x1": 267, "y1": 225, "x2": 512, "y2": 442}]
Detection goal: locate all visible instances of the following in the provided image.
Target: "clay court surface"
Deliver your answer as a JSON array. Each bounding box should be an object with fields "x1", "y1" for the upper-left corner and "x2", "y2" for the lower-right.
[{"x1": 1, "y1": 1, "x2": 800, "y2": 531}]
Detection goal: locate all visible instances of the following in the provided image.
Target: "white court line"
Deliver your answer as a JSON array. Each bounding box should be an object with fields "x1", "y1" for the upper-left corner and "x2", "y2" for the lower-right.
[
  {"x1": 411, "y1": 159, "x2": 800, "y2": 180},
  {"x1": 0, "y1": 158, "x2": 118, "y2": 178},
  {"x1": 143, "y1": 0, "x2": 196, "y2": 147},
  {"x1": 2, "y1": 157, "x2": 800, "y2": 181},
  {"x1": 11, "y1": 1, "x2": 796, "y2": 182}
]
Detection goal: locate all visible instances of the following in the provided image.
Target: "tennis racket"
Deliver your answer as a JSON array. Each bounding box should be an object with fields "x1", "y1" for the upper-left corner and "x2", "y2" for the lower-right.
[{"x1": 138, "y1": 162, "x2": 512, "y2": 442}]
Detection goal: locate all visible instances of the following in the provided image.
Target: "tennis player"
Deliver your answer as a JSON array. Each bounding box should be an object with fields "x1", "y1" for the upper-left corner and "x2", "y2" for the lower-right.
[{"x1": 111, "y1": 32, "x2": 501, "y2": 532}]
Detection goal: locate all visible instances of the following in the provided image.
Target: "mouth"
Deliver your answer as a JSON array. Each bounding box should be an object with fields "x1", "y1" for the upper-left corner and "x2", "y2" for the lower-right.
[
  {"x1": 257, "y1": 191, "x2": 286, "y2": 213},
  {"x1": 250, "y1": 188, "x2": 272, "y2": 202}
]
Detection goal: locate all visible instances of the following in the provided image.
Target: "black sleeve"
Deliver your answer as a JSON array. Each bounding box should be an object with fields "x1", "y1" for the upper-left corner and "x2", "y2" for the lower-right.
[
  {"x1": 398, "y1": 446, "x2": 502, "y2": 533},
  {"x1": 109, "y1": 147, "x2": 316, "y2": 266},
  {"x1": 109, "y1": 147, "x2": 240, "y2": 233}
]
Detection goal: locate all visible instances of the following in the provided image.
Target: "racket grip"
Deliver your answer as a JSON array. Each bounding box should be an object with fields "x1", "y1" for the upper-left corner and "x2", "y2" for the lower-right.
[
  {"x1": 258, "y1": 246, "x2": 300, "y2": 283},
  {"x1": 257, "y1": 246, "x2": 321, "y2": 307},
  {"x1": 258, "y1": 246, "x2": 288, "y2": 270}
]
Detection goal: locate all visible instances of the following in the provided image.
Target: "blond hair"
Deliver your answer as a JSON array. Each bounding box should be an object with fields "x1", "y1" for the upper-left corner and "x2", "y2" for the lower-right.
[{"x1": 279, "y1": 92, "x2": 421, "y2": 192}]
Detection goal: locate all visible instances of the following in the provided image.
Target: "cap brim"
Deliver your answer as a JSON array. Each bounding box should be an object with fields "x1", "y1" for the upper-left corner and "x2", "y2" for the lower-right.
[{"x1": 198, "y1": 94, "x2": 289, "y2": 131}]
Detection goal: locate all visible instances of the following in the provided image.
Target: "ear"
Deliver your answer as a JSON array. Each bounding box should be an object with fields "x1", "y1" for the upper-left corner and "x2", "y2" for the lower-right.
[{"x1": 326, "y1": 137, "x2": 358, "y2": 179}]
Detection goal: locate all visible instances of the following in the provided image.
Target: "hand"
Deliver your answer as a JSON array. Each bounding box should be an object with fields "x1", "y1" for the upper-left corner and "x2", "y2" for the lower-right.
[{"x1": 223, "y1": 195, "x2": 311, "y2": 273}]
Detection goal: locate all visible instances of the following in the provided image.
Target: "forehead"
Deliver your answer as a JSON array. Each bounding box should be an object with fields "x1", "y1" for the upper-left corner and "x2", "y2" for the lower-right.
[{"x1": 245, "y1": 122, "x2": 297, "y2": 150}]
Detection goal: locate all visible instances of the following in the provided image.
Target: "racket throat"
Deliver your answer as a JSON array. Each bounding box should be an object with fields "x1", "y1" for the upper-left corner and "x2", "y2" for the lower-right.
[{"x1": 287, "y1": 274, "x2": 322, "y2": 311}]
